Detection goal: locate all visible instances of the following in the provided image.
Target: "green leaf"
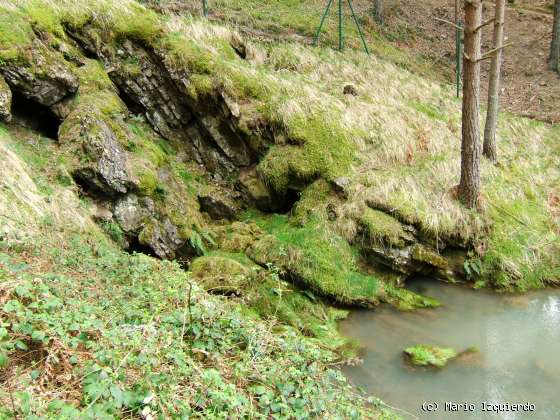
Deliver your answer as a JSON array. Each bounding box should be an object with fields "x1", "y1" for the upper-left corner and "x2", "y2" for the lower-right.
[
  {"x1": 15, "y1": 340, "x2": 28, "y2": 351},
  {"x1": 251, "y1": 385, "x2": 267, "y2": 396},
  {"x1": 0, "y1": 327, "x2": 8, "y2": 340},
  {"x1": 0, "y1": 352, "x2": 8, "y2": 368},
  {"x1": 31, "y1": 330, "x2": 46, "y2": 342}
]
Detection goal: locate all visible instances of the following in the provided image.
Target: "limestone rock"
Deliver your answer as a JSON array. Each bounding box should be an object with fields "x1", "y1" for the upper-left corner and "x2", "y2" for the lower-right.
[
  {"x1": 0, "y1": 76, "x2": 12, "y2": 122},
  {"x1": 199, "y1": 115, "x2": 252, "y2": 166},
  {"x1": 2, "y1": 45, "x2": 78, "y2": 106},
  {"x1": 237, "y1": 167, "x2": 277, "y2": 211},
  {"x1": 113, "y1": 194, "x2": 154, "y2": 233},
  {"x1": 138, "y1": 218, "x2": 185, "y2": 260},
  {"x1": 331, "y1": 177, "x2": 351, "y2": 198},
  {"x1": 60, "y1": 112, "x2": 134, "y2": 196},
  {"x1": 198, "y1": 194, "x2": 239, "y2": 220}
]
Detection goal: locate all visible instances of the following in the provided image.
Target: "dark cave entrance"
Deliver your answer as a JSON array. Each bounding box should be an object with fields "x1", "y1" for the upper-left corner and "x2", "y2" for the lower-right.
[{"x1": 10, "y1": 93, "x2": 61, "y2": 140}]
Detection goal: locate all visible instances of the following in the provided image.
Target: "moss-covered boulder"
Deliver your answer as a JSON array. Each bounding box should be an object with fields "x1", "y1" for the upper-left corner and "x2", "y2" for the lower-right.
[
  {"x1": 246, "y1": 219, "x2": 380, "y2": 308},
  {"x1": 381, "y1": 284, "x2": 440, "y2": 311},
  {"x1": 404, "y1": 344, "x2": 457, "y2": 368},
  {"x1": 191, "y1": 255, "x2": 252, "y2": 294},
  {"x1": 59, "y1": 110, "x2": 136, "y2": 196},
  {"x1": 357, "y1": 208, "x2": 415, "y2": 248}
]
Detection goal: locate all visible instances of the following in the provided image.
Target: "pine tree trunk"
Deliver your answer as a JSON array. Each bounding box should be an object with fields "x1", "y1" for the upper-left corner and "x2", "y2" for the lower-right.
[
  {"x1": 551, "y1": 0, "x2": 560, "y2": 72},
  {"x1": 373, "y1": 0, "x2": 384, "y2": 25},
  {"x1": 483, "y1": 0, "x2": 506, "y2": 162},
  {"x1": 458, "y1": 0, "x2": 483, "y2": 209}
]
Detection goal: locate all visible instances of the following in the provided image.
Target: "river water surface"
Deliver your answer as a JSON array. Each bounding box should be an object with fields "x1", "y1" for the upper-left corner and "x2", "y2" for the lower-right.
[{"x1": 339, "y1": 279, "x2": 560, "y2": 419}]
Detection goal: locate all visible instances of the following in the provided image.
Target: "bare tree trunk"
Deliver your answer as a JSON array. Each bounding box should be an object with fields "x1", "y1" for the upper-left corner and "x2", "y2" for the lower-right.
[
  {"x1": 483, "y1": 0, "x2": 506, "y2": 162},
  {"x1": 551, "y1": 0, "x2": 560, "y2": 72},
  {"x1": 458, "y1": 0, "x2": 483, "y2": 209},
  {"x1": 373, "y1": 0, "x2": 384, "y2": 25}
]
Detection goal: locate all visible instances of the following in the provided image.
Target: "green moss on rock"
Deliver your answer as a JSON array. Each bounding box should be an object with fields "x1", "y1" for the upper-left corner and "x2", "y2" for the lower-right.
[
  {"x1": 191, "y1": 254, "x2": 251, "y2": 294},
  {"x1": 246, "y1": 215, "x2": 380, "y2": 307},
  {"x1": 404, "y1": 344, "x2": 457, "y2": 368},
  {"x1": 382, "y1": 284, "x2": 440, "y2": 311},
  {"x1": 411, "y1": 244, "x2": 448, "y2": 270},
  {"x1": 359, "y1": 208, "x2": 414, "y2": 248}
]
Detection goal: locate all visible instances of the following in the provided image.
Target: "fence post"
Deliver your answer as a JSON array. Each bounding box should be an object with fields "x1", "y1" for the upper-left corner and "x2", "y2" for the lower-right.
[{"x1": 202, "y1": 0, "x2": 208, "y2": 17}]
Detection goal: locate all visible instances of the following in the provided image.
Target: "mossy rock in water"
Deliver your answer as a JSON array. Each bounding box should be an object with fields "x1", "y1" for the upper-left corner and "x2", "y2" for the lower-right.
[
  {"x1": 382, "y1": 284, "x2": 440, "y2": 311},
  {"x1": 191, "y1": 255, "x2": 252, "y2": 294},
  {"x1": 404, "y1": 344, "x2": 457, "y2": 368}
]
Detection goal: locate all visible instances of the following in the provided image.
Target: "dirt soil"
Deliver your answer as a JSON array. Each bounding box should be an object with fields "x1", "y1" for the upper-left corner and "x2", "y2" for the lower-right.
[{"x1": 383, "y1": 0, "x2": 560, "y2": 122}]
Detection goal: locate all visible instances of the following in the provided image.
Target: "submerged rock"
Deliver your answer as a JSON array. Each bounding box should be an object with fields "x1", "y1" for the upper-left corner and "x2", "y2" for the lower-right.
[
  {"x1": 0, "y1": 76, "x2": 12, "y2": 122},
  {"x1": 404, "y1": 344, "x2": 457, "y2": 368}
]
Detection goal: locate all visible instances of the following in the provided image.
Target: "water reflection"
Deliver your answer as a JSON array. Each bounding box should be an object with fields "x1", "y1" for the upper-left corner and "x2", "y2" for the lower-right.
[{"x1": 339, "y1": 279, "x2": 560, "y2": 419}]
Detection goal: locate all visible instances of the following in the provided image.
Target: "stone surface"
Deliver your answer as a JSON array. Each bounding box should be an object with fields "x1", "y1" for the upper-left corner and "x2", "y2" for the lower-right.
[
  {"x1": 237, "y1": 167, "x2": 277, "y2": 211},
  {"x1": 198, "y1": 194, "x2": 239, "y2": 220},
  {"x1": 2, "y1": 45, "x2": 78, "y2": 106},
  {"x1": 0, "y1": 76, "x2": 12, "y2": 122},
  {"x1": 138, "y1": 217, "x2": 185, "y2": 260},
  {"x1": 331, "y1": 177, "x2": 351, "y2": 198},
  {"x1": 113, "y1": 194, "x2": 153, "y2": 233},
  {"x1": 343, "y1": 84, "x2": 358, "y2": 96},
  {"x1": 60, "y1": 112, "x2": 134, "y2": 196}
]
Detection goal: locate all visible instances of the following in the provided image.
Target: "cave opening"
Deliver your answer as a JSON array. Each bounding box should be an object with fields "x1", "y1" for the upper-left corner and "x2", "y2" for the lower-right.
[
  {"x1": 277, "y1": 187, "x2": 301, "y2": 214},
  {"x1": 10, "y1": 92, "x2": 61, "y2": 140}
]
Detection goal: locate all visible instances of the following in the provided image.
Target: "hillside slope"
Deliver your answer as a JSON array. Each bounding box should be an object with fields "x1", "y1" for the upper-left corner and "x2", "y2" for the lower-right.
[{"x1": 0, "y1": 0, "x2": 558, "y2": 417}]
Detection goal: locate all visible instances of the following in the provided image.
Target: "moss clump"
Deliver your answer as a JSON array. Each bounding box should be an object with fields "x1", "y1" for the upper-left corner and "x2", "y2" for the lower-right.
[
  {"x1": 191, "y1": 254, "x2": 251, "y2": 294},
  {"x1": 411, "y1": 244, "x2": 448, "y2": 270},
  {"x1": 292, "y1": 179, "x2": 338, "y2": 225},
  {"x1": 247, "y1": 215, "x2": 380, "y2": 307},
  {"x1": 258, "y1": 114, "x2": 356, "y2": 196},
  {"x1": 212, "y1": 221, "x2": 264, "y2": 253},
  {"x1": 188, "y1": 251, "x2": 354, "y2": 352},
  {"x1": 359, "y1": 208, "x2": 414, "y2": 248},
  {"x1": 382, "y1": 284, "x2": 440, "y2": 311},
  {"x1": 404, "y1": 344, "x2": 457, "y2": 368}
]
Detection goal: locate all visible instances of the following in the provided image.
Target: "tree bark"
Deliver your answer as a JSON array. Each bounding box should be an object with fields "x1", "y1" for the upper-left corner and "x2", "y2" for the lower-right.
[
  {"x1": 458, "y1": 0, "x2": 483, "y2": 209},
  {"x1": 483, "y1": 0, "x2": 506, "y2": 162},
  {"x1": 551, "y1": 0, "x2": 560, "y2": 72},
  {"x1": 373, "y1": 0, "x2": 384, "y2": 25}
]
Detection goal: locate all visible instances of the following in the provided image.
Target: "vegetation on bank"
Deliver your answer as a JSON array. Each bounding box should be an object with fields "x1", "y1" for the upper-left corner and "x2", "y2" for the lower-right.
[
  {"x1": 0, "y1": 0, "x2": 558, "y2": 417},
  {"x1": 0, "y1": 127, "x2": 392, "y2": 418}
]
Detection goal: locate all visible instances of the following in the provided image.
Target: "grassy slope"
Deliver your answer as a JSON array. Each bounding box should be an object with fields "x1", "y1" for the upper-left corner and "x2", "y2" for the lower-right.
[{"x1": 0, "y1": 124, "x2": 388, "y2": 418}]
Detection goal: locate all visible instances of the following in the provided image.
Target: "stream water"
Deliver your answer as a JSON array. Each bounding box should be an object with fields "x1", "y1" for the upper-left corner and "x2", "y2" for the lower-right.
[{"x1": 339, "y1": 279, "x2": 560, "y2": 419}]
